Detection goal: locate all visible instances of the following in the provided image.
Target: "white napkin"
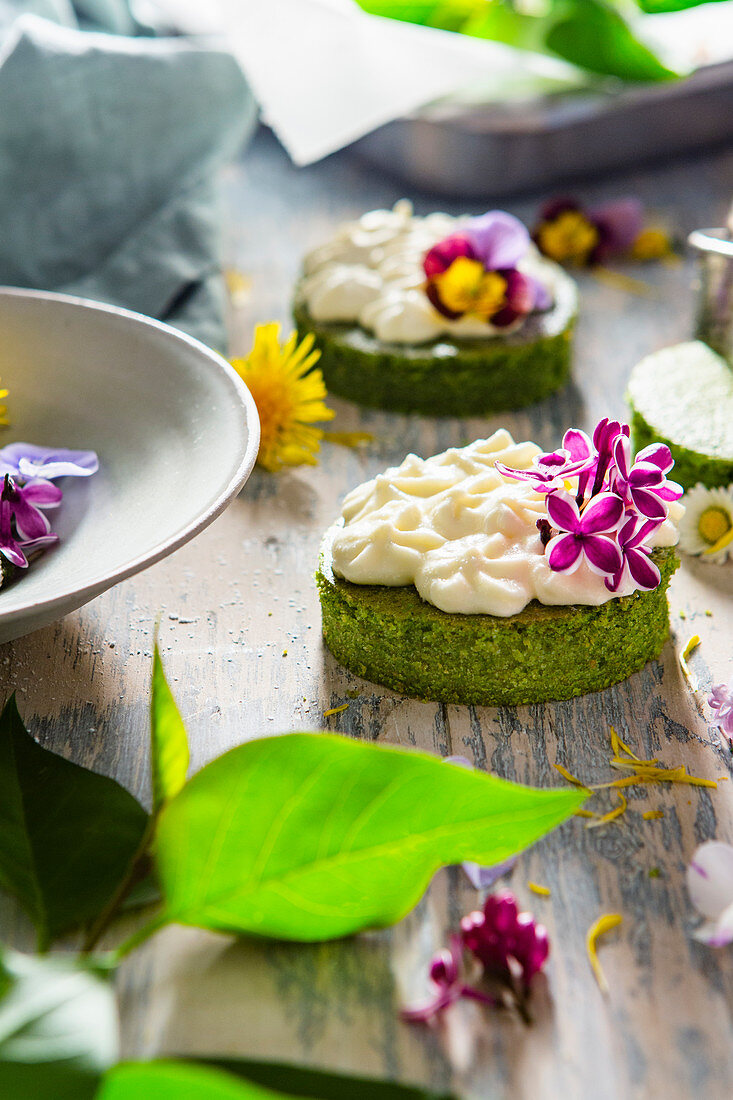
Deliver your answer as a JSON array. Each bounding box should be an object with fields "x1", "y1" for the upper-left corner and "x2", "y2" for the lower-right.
[{"x1": 216, "y1": 0, "x2": 580, "y2": 166}]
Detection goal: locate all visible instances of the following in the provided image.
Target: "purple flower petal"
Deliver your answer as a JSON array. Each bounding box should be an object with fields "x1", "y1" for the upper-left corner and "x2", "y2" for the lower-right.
[
  {"x1": 583, "y1": 534, "x2": 623, "y2": 577},
  {"x1": 423, "y1": 233, "x2": 475, "y2": 279},
  {"x1": 562, "y1": 428, "x2": 593, "y2": 464},
  {"x1": 626, "y1": 547, "x2": 661, "y2": 590},
  {"x1": 590, "y1": 198, "x2": 644, "y2": 260},
  {"x1": 21, "y1": 479, "x2": 63, "y2": 507},
  {"x1": 546, "y1": 490, "x2": 581, "y2": 534},
  {"x1": 636, "y1": 442, "x2": 673, "y2": 473},
  {"x1": 462, "y1": 857, "x2": 517, "y2": 891},
  {"x1": 465, "y1": 211, "x2": 530, "y2": 271},
  {"x1": 0, "y1": 443, "x2": 99, "y2": 480},
  {"x1": 580, "y1": 491, "x2": 624, "y2": 535},
  {"x1": 630, "y1": 487, "x2": 667, "y2": 521},
  {"x1": 547, "y1": 532, "x2": 582, "y2": 573}
]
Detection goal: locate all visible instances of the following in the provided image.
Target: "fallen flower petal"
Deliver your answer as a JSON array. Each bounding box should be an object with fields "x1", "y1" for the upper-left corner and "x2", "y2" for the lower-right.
[
  {"x1": 586, "y1": 913, "x2": 623, "y2": 994},
  {"x1": 687, "y1": 841, "x2": 733, "y2": 947}
]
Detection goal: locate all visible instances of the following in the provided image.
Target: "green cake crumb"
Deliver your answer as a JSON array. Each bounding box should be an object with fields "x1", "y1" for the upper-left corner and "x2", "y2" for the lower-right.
[
  {"x1": 317, "y1": 524, "x2": 679, "y2": 706},
  {"x1": 293, "y1": 269, "x2": 577, "y2": 417}
]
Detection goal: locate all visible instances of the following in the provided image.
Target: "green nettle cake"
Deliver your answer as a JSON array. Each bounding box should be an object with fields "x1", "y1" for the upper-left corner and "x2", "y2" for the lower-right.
[
  {"x1": 317, "y1": 425, "x2": 683, "y2": 706},
  {"x1": 628, "y1": 340, "x2": 733, "y2": 491},
  {"x1": 294, "y1": 201, "x2": 578, "y2": 417}
]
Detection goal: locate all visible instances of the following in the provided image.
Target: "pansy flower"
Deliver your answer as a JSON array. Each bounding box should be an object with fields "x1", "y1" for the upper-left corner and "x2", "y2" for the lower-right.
[
  {"x1": 533, "y1": 196, "x2": 672, "y2": 266},
  {"x1": 0, "y1": 442, "x2": 98, "y2": 481},
  {"x1": 423, "y1": 211, "x2": 551, "y2": 328}
]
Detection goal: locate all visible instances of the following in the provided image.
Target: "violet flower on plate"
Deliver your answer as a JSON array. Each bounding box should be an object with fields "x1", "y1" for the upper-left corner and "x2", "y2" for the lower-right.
[
  {"x1": 687, "y1": 841, "x2": 733, "y2": 947},
  {"x1": 423, "y1": 211, "x2": 552, "y2": 328},
  {"x1": 0, "y1": 443, "x2": 99, "y2": 579}
]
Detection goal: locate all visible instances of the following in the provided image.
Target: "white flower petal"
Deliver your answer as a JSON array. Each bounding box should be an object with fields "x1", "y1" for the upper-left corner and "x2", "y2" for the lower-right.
[
  {"x1": 694, "y1": 902, "x2": 733, "y2": 947},
  {"x1": 678, "y1": 482, "x2": 733, "y2": 562},
  {"x1": 687, "y1": 841, "x2": 733, "y2": 919}
]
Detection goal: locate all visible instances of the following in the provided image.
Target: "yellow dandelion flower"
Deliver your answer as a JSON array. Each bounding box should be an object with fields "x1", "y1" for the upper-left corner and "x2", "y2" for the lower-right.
[{"x1": 231, "y1": 323, "x2": 334, "y2": 473}]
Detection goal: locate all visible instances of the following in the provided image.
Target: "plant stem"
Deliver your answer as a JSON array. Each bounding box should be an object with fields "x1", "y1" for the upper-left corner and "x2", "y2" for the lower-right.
[
  {"x1": 111, "y1": 911, "x2": 168, "y2": 963},
  {"x1": 81, "y1": 816, "x2": 156, "y2": 955}
]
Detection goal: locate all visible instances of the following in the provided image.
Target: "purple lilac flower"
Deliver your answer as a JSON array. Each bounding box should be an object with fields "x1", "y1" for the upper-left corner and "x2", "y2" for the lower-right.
[
  {"x1": 708, "y1": 680, "x2": 733, "y2": 748},
  {"x1": 496, "y1": 427, "x2": 595, "y2": 494},
  {"x1": 605, "y1": 515, "x2": 662, "y2": 593},
  {"x1": 400, "y1": 934, "x2": 496, "y2": 1022},
  {"x1": 0, "y1": 442, "x2": 98, "y2": 481},
  {"x1": 546, "y1": 490, "x2": 624, "y2": 576},
  {"x1": 461, "y1": 890, "x2": 549, "y2": 993},
  {"x1": 3, "y1": 479, "x2": 62, "y2": 540},
  {"x1": 687, "y1": 841, "x2": 733, "y2": 947}
]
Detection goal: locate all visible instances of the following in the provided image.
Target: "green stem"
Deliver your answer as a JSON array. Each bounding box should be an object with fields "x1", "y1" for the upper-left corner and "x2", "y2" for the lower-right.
[
  {"x1": 111, "y1": 911, "x2": 168, "y2": 963},
  {"x1": 81, "y1": 816, "x2": 156, "y2": 955}
]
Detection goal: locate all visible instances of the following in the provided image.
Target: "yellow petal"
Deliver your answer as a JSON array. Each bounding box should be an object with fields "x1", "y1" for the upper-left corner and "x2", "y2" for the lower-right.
[{"x1": 587, "y1": 913, "x2": 623, "y2": 995}]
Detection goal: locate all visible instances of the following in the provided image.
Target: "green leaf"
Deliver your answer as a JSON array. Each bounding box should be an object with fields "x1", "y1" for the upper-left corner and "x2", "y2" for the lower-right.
[
  {"x1": 98, "y1": 1061, "x2": 293, "y2": 1099},
  {"x1": 153, "y1": 734, "x2": 586, "y2": 941},
  {"x1": 0, "y1": 948, "x2": 117, "y2": 1100},
  {"x1": 0, "y1": 695, "x2": 149, "y2": 948},
  {"x1": 151, "y1": 645, "x2": 189, "y2": 812},
  {"x1": 545, "y1": 0, "x2": 678, "y2": 82},
  {"x1": 212, "y1": 1057, "x2": 456, "y2": 1098},
  {"x1": 635, "y1": 0, "x2": 726, "y2": 11}
]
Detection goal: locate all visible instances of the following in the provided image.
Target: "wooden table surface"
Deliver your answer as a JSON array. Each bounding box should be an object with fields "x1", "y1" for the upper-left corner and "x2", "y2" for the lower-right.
[{"x1": 3, "y1": 130, "x2": 733, "y2": 1100}]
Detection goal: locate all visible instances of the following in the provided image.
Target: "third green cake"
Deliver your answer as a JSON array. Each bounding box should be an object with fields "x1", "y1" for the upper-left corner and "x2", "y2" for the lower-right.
[
  {"x1": 317, "y1": 426, "x2": 682, "y2": 706},
  {"x1": 294, "y1": 202, "x2": 577, "y2": 418},
  {"x1": 628, "y1": 340, "x2": 733, "y2": 490}
]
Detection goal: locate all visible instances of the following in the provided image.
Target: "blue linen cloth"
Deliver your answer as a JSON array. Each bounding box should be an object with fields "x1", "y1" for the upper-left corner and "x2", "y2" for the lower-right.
[{"x1": 0, "y1": 3, "x2": 255, "y2": 349}]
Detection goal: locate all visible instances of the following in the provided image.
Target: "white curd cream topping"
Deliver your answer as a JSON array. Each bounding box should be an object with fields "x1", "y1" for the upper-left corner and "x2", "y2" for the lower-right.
[
  {"x1": 299, "y1": 200, "x2": 563, "y2": 346},
  {"x1": 330, "y1": 430, "x2": 682, "y2": 617}
]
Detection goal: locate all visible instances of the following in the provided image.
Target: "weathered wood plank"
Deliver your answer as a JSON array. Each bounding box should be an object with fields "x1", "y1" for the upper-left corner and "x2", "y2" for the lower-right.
[{"x1": 2, "y1": 131, "x2": 733, "y2": 1099}]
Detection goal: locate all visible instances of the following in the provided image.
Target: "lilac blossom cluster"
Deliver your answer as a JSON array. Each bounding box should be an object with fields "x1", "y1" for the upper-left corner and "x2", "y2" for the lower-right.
[
  {"x1": 496, "y1": 419, "x2": 682, "y2": 593},
  {"x1": 401, "y1": 890, "x2": 549, "y2": 1024},
  {"x1": 0, "y1": 443, "x2": 98, "y2": 571}
]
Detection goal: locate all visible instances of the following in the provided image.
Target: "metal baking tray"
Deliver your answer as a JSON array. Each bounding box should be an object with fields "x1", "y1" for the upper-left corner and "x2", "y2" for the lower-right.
[{"x1": 354, "y1": 59, "x2": 733, "y2": 198}]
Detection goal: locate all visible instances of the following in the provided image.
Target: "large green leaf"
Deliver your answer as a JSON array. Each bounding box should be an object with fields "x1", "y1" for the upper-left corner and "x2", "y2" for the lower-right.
[
  {"x1": 98, "y1": 1061, "x2": 292, "y2": 1099},
  {"x1": 0, "y1": 696, "x2": 149, "y2": 948},
  {"x1": 153, "y1": 734, "x2": 586, "y2": 941},
  {"x1": 151, "y1": 645, "x2": 189, "y2": 812},
  {"x1": 0, "y1": 948, "x2": 117, "y2": 1100},
  {"x1": 213, "y1": 1058, "x2": 456, "y2": 1098},
  {"x1": 545, "y1": 0, "x2": 678, "y2": 81}
]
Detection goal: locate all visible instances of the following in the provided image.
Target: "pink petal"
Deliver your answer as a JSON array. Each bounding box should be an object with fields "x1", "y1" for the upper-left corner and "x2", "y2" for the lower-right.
[
  {"x1": 687, "y1": 842, "x2": 733, "y2": 920},
  {"x1": 636, "y1": 442, "x2": 673, "y2": 473},
  {"x1": 613, "y1": 435, "x2": 632, "y2": 481},
  {"x1": 583, "y1": 535, "x2": 623, "y2": 576},
  {"x1": 22, "y1": 479, "x2": 63, "y2": 507},
  {"x1": 630, "y1": 487, "x2": 667, "y2": 521},
  {"x1": 546, "y1": 489, "x2": 581, "y2": 533},
  {"x1": 580, "y1": 491, "x2": 624, "y2": 534},
  {"x1": 547, "y1": 533, "x2": 582, "y2": 572},
  {"x1": 562, "y1": 429, "x2": 593, "y2": 463},
  {"x1": 626, "y1": 548, "x2": 660, "y2": 590}
]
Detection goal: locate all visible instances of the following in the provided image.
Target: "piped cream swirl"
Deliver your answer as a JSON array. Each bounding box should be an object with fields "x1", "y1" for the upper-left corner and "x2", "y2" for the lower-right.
[{"x1": 331, "y1": 430, "x2": 681, "y2": 617}]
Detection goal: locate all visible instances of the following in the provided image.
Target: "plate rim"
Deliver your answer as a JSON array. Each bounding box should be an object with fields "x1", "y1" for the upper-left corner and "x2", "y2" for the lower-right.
[{"x1": 0, "y1": 285, "x2": 261, "y2": 629}]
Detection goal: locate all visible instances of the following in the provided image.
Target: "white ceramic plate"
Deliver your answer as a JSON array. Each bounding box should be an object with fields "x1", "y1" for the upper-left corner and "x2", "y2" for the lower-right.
[{"x1": 0, "y1": 288, "x2": 259, "y2": 643}]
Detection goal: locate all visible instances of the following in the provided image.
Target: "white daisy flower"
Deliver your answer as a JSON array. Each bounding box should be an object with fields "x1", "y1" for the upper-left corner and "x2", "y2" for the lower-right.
[{"x1": 678, "y1": 483, "x2": 733, "y2": 563}]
